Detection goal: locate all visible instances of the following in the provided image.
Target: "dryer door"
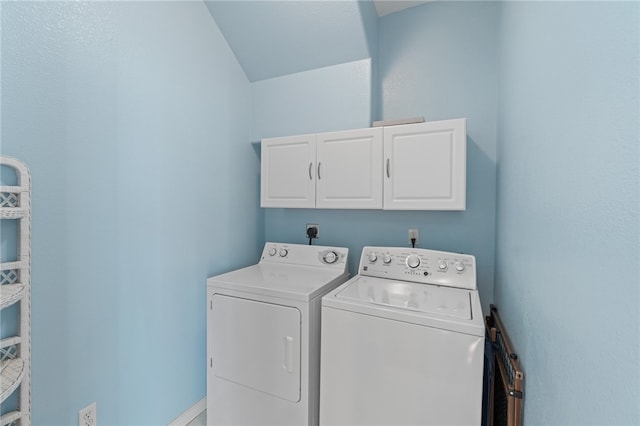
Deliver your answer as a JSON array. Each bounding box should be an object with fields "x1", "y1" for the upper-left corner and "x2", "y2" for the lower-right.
[{"x1": 211, "y1": 294, "x2": 301, "y2": 402}]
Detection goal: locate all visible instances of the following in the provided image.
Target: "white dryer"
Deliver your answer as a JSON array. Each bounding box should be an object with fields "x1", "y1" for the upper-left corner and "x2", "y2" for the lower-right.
[
  {"x1": 320, "y1": 246, "x2": 484, "y2": 426},
  {"x1": 207, "y1": 242, "x2": 349, "y2": 426}
]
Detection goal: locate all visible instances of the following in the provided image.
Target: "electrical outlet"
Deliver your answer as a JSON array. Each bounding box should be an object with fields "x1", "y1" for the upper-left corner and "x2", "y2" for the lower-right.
[
  {"x1": 306, "y1": 223, "x2": 319, "y2": 239},
  {"x1": 79, "y1": 402, "x2": 97, "y2": 426},
  {"x1": 408, "y1": 228, "x2": 419, "y2": 246}
]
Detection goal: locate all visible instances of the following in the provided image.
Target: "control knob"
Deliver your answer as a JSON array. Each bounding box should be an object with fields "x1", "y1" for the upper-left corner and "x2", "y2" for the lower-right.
[
  {"x1": 406, "y1": 255, "x2": 421, "y2": 269},
  {"x1": 455, "y1": 262, "x2": 465, "y2": 272},
  {"x1": 268, "y1": 248, "x2": 277, "y2": 256},
  {"x1": 437, "y1": 260, "x2": 448, "y2": 270},
  {"x1": 368, "y1": 252, "x2": 378, "y2": 263},
  {"x1": 324, "y1": 251, "x2": 338, "y2": 264},
  {"x1": 279, "y1": 248, "x2": 288, "y2": 257},
  {"x1": 383, "y1": 254, "x2": 392, "y2": 264}
]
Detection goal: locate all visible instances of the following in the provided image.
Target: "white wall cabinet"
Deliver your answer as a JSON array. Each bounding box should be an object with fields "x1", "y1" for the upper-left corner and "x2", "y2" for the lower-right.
[
  {"x1": 261, "y1": 134, "x2": 317, "y2": 208},
  {"x1": 384, "y1": 118, "x2": 466, "y2": 210},
  {"x1": 260, "y1": 118, "x2": 466, "y2": 211},
  {"x1": 316, "y1": 128, "x2": 383, "y2": 209},
  {"x1": 261, "y1": 128, "x2": 383, "y2": 209}
]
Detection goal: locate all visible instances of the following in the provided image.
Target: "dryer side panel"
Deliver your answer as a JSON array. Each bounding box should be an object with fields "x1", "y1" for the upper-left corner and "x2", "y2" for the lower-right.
[{"x1": 211, "y1": 294, "x2": 302, "y2": 403}]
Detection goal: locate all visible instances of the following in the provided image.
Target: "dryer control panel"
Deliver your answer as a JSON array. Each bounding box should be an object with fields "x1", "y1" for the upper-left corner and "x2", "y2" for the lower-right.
[
  {"x1": 260, "y1": 242, "x2": 349, "y2": 271},
  {"x1": 359, "y1": 246, "x2": 476, "y2": 290}
]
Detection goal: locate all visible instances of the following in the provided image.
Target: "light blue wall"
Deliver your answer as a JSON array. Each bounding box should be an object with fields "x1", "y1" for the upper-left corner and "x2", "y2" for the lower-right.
[
  {"x1": 1, "y1": 2, "x2": 261, "y2": 424},
  {"x1": 495, "y1": 2, "x2": 639, "y2": 425},
  {"x1": 258, "y1": 1, "x2": 500, "y2": 312},
  {"x1": 251, "y1": 59, "x2": 373, "y2": 140},
  {"x1": 379, "y1": 1, "x2": 499, "y2": 311},
  {"x1": 357, "y1": 0, "x2": 379, "y2": 123},
  {"x1": 4, "y1": 2, "x2": 637, "y2": 425}
]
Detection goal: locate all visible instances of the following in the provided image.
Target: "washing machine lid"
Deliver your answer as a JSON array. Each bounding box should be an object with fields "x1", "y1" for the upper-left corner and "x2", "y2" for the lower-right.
[
  {"x1": 336, "y1": 276, "x2": 471, "y2": 319},
  {"x1": 208, "y1": 263, "x2": 349, "y2": 301},
  {"x1": 324, "y1": 276, "x2": 484, "y2": 336}
]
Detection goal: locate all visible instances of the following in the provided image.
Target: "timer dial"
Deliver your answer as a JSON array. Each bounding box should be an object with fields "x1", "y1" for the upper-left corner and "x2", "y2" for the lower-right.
[{"x1": 406, "y1": 255, "x2": 421, "y2": 269}]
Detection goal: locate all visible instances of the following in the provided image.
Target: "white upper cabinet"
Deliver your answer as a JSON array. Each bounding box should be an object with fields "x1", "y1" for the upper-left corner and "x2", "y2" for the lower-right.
[
  {"x1": 316, "y1": 128, "x2": 383, "y2": 209},
  {"x1": 260, "y1": 118, "x2": 466, "y2": 210},
  {"x1": 261, "y1": 134, "x2": 316, "y2": 208},
  {"x1": 384, "y1": 119, "x2": 466, "y2": 210},
  {"x1": 261, "y1": 128, "x2": 383, "y2": 209}
]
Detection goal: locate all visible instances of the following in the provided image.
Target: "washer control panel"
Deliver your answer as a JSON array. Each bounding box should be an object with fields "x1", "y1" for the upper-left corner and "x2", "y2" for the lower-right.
[
  {"x1": 260, "y1": 242, "x2": 348, "y2": 270},
  {"x1": 359, "y1": 246, "x2": 476, "y2": 290}
]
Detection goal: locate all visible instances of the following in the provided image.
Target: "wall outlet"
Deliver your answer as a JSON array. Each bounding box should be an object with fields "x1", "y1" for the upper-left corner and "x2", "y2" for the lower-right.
[
  {"x1": 408, "y1": 228, "x2": 419, "y2": 246},
  {"x1": 79, "y1": 402, "x2": 97, "y2": 426},
  {"x1": 306, "y1": 223, "x2": 319, "y2": 239}
]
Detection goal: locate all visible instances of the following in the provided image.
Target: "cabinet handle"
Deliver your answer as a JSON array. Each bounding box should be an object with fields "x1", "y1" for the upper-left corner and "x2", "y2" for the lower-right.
[
  {"x1": 309, "y1": 162, "x2": 313, "y2": 180},
  {"x1": 386, "y1": 158, "x2": 391, "y2": 178},
  {"x1": 317, "y1": 162, "x2": 322, "y2": 180}
]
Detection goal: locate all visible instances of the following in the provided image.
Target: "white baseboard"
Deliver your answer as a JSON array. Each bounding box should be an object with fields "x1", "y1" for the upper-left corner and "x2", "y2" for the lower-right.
[{"x1": 167, "y1": 397, "x2": 206, "y2": 426}]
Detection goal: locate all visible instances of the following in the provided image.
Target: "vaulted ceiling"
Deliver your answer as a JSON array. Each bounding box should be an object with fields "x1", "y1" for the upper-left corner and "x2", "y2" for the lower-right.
[{"x1": 204, "y1": 1, "x2": 428, "y2": 82}]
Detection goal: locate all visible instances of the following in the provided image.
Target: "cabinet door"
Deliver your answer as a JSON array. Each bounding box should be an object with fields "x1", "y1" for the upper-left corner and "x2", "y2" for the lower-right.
[
  {"x1": 261, "y1": 134, "x2": 316, "y2": 208},
  {"x1": 383, "y1": 119, "x2": 466, "y2": 210},
  {"x1": 316, "y1": 128, "x2": 383, "y2": 209}
]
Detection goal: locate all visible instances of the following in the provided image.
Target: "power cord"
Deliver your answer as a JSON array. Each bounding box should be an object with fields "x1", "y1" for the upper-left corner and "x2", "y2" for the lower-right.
[
  {"x1": 306, "y1": 226, "x2": 318, "y2": 245},
  {"x1": 411, "y1": 237, "x2": 416, "y2": 248}
]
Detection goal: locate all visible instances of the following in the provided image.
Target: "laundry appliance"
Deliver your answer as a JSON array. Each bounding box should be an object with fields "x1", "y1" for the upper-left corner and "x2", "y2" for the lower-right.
[
  {"x1": 320, "y1": 246, "x2": 484, "y2": 426},
  {"x1": 207, "y1": 242, "x2": 349, "y2": 426}
]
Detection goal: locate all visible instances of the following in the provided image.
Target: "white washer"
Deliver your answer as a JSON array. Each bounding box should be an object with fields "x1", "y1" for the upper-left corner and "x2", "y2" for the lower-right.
[
  {"x1": 207, "y1": 242, "x2": 349, "y2": 426},
  {"x1": 320, "y1": 246, "x2": 484, "y2": 426}
]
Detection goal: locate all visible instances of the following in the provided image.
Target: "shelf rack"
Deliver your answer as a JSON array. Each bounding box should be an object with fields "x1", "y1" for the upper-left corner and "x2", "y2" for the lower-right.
[
  {"x1": 485, "y1": 305, "x2": 524, "y2": 426},
  {"x1": 0, "y1": 156, "x2": 31, "y2": 426}
]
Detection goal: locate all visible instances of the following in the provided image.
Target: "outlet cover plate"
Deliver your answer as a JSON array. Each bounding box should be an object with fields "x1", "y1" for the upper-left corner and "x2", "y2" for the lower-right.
[
  {"x1": 408, "y1": 228, "x2": 419, "y2": 245},
  {"x1": 79, "y1": 402, "x2": 97, "y2": 426}
]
